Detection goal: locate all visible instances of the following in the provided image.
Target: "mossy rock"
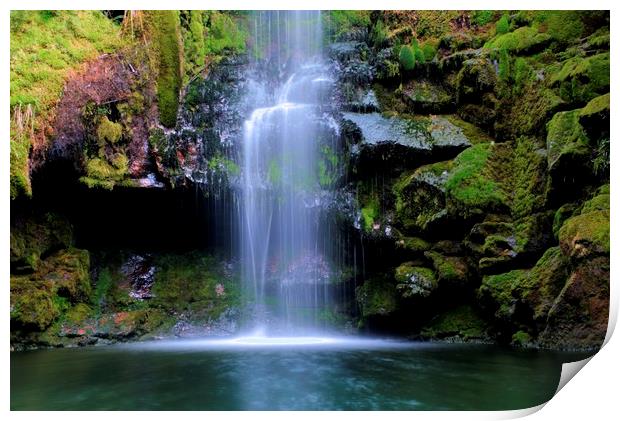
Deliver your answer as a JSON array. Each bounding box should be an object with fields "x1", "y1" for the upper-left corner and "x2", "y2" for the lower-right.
[
  {"x1": 395, "y1": 263, "x2": 438, "y2": 299},
  {"x1": 499, "y1": 86, "x2": 566, "y2": 139},
  {"x1": 510, "y1": 137, "x2": 549, "y2": 219},
  {"x1": 516, "y1": 247, "x2": 570, "y2": 327},
  {"x1": 553, "y1": 203, "x2": 580, "y2": 239},
  {"x1": 559, "y1": 209, "x2": 610, "y2": 260},
  {"x1": 80, "y1": 153, "x2": 129, "y2": 190},
  {"x1": 445, "y1": 143, "x2": 508, "y2": 219},
  {"x1": 400, "y1": 80, "x2": 454, "y2": 114},
  {"x1": 393, "y1": 161, "x2": 451, "y2": 234},
  {"x1": 424, "y1": 251, "x2": 469, "y2": 287},
  {"x1": 478, "y1": 244, "x2": 580, "y2": 341},
  {"x1": 356, "y1": 277, "x2": 398, "y2": 317},
  {"x1": 420, "y1": 305, "x2": 490, "y2": 341},
  {"x1": 10, "y1": 213, "x2": 73, "y2": 272},
  {"x1": 455, "y1": 58, "x2": 497, "y2": 105},
  {"x1": 579, "y1": 93, "x2": 610, "y2": 142},
  {"x1": 539, "y1": 256, "x2": 609, "y2": 350},
  {"x1": 395, "y1": 236, "x2": 431, "y2": 257},
  {"x1": 478, "y1": 269, "x2": 528, "y2": 321},
  {"x1": 40, "y1": 248, "x2": 92, "y2": 304},
  {"x1": 511, "y1": 330, "x2": 533, "y2": 347},
  {"x1": 145, "y1": 11, "x2": 183, "y2": 128},
  {"x1": 151, "y1": 252, "x2": 239, "y2": 320},
  {"x1": 10, "y1": 274, "x2": 59, "y2": 331},
  {"x1": 545, "y1": 110, "x2": 593, "y2": 198},
  {"x1": 550, "y1": 52, "x2": 610, "y2": 105},
  {"x1": 485, "y1": 26, "x2": 551, "y2": 54},
  {"x1": 96, "y1": 116, "x2": 123, "y2": 144},
  {"x1": 546, "y1": 110, "x2": 590, "y2": 173}
]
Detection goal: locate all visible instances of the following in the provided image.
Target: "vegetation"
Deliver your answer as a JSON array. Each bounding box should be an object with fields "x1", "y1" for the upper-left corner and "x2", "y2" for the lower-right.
[{"x1": 10, "y1": 11, "x2": 122, "y2": 199}]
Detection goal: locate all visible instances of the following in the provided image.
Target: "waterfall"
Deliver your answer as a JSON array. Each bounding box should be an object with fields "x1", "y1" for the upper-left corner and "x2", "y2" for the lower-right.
[{"x1": 240, "y1": 11, "x2": 340, "y2": 334}]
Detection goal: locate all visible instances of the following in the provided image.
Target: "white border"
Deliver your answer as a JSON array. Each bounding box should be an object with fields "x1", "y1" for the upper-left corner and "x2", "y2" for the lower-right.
[{"x1": 2, "y1": 1, "x2": 618, "y2": 420}]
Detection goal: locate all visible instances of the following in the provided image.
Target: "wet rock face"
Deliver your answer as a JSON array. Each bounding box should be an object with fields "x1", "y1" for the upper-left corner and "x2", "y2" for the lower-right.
[
  {"x1": 121, "y1": 255, "x2": 156, "y2": 300},
  {"x1": 163, "y1": 55, "x2": 250, "y2": 190},
  {"x1": 342, "y1": 113, "x2": 471, "y2": 175}
]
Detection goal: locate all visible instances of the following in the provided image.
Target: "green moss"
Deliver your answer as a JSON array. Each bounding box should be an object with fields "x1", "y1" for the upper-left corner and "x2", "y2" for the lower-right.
[
  {"x1": 511, "y1": 330, "x2": 532, "y2": 346},
  {"x1": 64, "y1": 303, "x2": 93, "y2": 324},
  {"x1": 360, "y1": 193, "x2": 380, "y2": 232},
  {"x1": 204, "y1": 11, "x2": 248, "y2": 55},
  {"x1": 356, "y1": 277, "x2": 397, "y2": 317},
  {"x1": 42, "y1": 248, "x2": 92, "y2": 303},
  {"x1": 318, "y1": 145, "x2": 340, "y2": 188},
  {"x1": 445, "y1": 144, "x2": 506, "y2": 217},
  {"x1": 445, "y1": 115, "x2": 494, "y2": 145},
  {"x1": 208, "y1": 155, "x2": 240, "y2": 178},
  {"x1": 183, "y1": 10, "x2": 206, "y2": 81},
  {"x1": 581, "y1": 92, "x2": 609, "y2": 118},
  {"x1": 395, "y1": 263, "x2": 437, "y2": 298},
  {"x1": 399, "y1": 45, "x2": 416, "y2": 71},
  {"x1": 510, "y1": 137, "x2": 548, "y2": 219},
  {"x1": 10, "y1": 11, "x2": 121, "y2": 199},
  {"x1": 550, "y1": 53, "x2": 610, "y2": 104},
  {"x1": 146, "y1": 11, "x2": 183, "y2": 128},
  {"x1": 424, "y1": 251, "x2": 468, "y2": 285},
  {"x1": 151, "y1": 252, "x2": 239, "y2": 320},
  {"x1": 485, "y1": 26, "x2": 551, "y2": 54},
  {"x1": 553, "y1": 203, "x2": 579, "y2": 238},
  {"x1": 541, "y1": 11, "x2": 584, "y2": 44},
  {"x1": 80, "y1": 154, "x2": 129, "y2": 190},
  {"x1": 421, "y1": 305, "x2": 489, "y2": 340},
  {"x1": 473, "y1": 11, "x2": 495, "y2": 27},
  {"x1": 395, "y1": 237, "x2": 431, "y2": 254},
  {"x1": 495, "y1": 14, "x2": 510, "y2": 35},
  {"x1": 11, "y1": 275, "x2": 59, "y2": 330},
  {"x1": 478, "y1": 269, "x2": 528, "y2": 320},
  {"x1": 559, "y1": 209, "x2": 610, "y2": 258},
  {"x1": 546, "y1": 110, "x2": 589, "y2": 173},
  {"x1": 10, "y1": 213, "x2": 73, "y2": 272},
  {"x1": 393, "y1": 161, "x2": 450, "y2": 233},
  {"x1": 96, "y1": 116, "x2": 123, "y2": 144},
  {"x1": 581, "y1": 191, "x2": 610, "y2": 214},
  {"x1": 325, "y1": 11, "x2": 370, "y2": 41}
]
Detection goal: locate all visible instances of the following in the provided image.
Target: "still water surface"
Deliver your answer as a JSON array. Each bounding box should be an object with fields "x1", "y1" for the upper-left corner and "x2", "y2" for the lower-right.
[{"x1": 11, "y1": 337, "x2": 590, "y2": 410}]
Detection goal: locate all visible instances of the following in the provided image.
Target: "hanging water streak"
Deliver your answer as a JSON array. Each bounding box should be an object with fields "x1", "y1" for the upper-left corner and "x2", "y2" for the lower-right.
[{"x1": 241, "y1": 11, "x2": 337, "y2": 333}]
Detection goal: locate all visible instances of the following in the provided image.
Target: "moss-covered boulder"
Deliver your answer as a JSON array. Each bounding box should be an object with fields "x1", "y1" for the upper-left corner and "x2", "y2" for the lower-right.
[
  {"x1": 420, "y1": 305, "x2": 490, "y2": 342},
  {"x1": 478, "y1": 269, "x2": 528, "y2": 322},
  {"x1": 559, "y1": 209, "x2": 610, "y2": 260},
  {"x1": 546, "y1": 110, "x2": 590, "y2": 175},
  {"x1": 10, "y1": 274, "x2": 60, "y2": 331},
  {"x1": 485, "y1": 26, "x2": 551, "y2": 54},
  {"x1": 10, "y1": 213, "x2": 73, "y2": 272},
  {"x1": 552, "y1": 203, "x2": 580, "y2": 238},
  {"x1": 550, "y1": 52, "x2": 610, "y2": 105},
  {"x1": 539, "y1": 256, "x2": 609, "y2": 350},
  {"x1": 424, "y1": 251, "x2": 470, "y2": 287},
  {"x1": 356, "y1": 277, "x2": 398, "y2": 317},
  {"x1": 578, "y1": 93, "x2": 610, "y2": 142},
  {"x1": 455, "y1": 58, "x2": 497, "y2": 104},
  {"x1": 40, "y1": 248, "x2": 92, "y2": 303},
  {"x1": 395, "y1": 263, "x2": 438, "y2": 298},
  {"x1": 401, "y1": 79, "x2": 454, "y2": 114},
  {"x1": 393, "y1": 161, "x2": 451, "y2": 234},
  {"x1": 445, "y1": 143, "x2": 508, "y2": 219}
]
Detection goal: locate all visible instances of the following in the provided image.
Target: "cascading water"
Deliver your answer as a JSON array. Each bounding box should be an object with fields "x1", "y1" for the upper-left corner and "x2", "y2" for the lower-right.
[{"x1": 240, "y1": 11, "x2": 342, "y2": 334}]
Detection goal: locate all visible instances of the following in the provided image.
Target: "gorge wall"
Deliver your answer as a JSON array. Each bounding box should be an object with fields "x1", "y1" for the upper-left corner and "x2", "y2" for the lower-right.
[{"x1": 10, "y1": 10, "x2": 610, "y2": 351}]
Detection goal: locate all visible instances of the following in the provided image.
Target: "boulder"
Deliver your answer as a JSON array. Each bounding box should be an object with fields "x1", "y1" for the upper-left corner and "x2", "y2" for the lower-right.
[
  {"x1": 395, "y1": 263, "x2": 438, "y2": 298},
  {"x1": 539, "y1": 256, "x2": 609, "y2": 350}
]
